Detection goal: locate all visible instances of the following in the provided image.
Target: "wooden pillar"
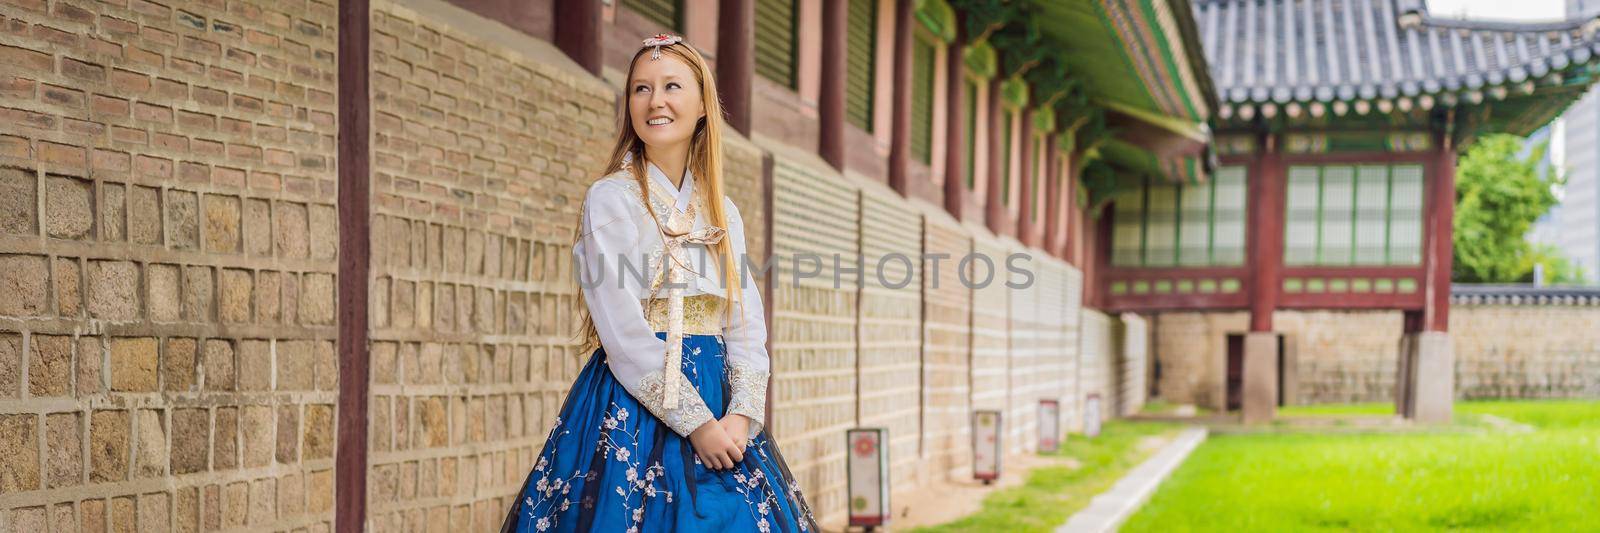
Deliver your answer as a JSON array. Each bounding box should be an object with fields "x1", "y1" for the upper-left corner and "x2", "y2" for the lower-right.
[
  {"x1": 1424, "y1": 141, "x2": 1456, "y2": 332},
  {"x1": 1084, "y1": 205, "x2": 1111, "y2": 308},
  {"x1": 1248, "y1": 135, "x2": 1285, "y2": 332},
  {"x1": 717, "y1": 0, "x2": 755, "y2": 135},
  {"x1": 1018, "y1": 114, "x2": 1037, "y2": 246},
  {"x1": 819, "y1": 0, "x2": 847, "y2": 170},
  {"x1": 984, "y1": 79, "x2": 1006, "y2": 235},
  {"x1": 1044, "y1": 138, "x2": 1063, "y2": 256},
  {"x1": 554, "y1": 0, "x2": 603, "y2": 76},
  {"x1": 888, "y1": 0, "x2": 914, "y2": 195},
  {"x1": 335, "y1": 0, "x2": 371, "y2": 530},
  {"x1": 1067, "y1": 157, "x2": 1083, "y2": 267},
  {"x1": 943, "y1": 34, "x2": 967, "y2": 219}
]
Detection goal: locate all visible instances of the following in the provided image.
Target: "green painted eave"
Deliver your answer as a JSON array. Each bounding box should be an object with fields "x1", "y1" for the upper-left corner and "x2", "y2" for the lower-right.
[{"x1": 1032, "y1": 0, "x2": 1216, "y2": 124}]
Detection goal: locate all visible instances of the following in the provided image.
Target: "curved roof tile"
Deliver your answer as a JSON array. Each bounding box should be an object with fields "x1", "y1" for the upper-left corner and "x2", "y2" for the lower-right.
[{"x1": 1194, "y1": 0, "x2": 1600, "y2": 109}]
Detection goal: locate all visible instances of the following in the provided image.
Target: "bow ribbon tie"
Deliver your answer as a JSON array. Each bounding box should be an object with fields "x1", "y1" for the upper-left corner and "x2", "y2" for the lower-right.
[{"x1": 656, "y1": 208, "x2": 725, "y2": 409}]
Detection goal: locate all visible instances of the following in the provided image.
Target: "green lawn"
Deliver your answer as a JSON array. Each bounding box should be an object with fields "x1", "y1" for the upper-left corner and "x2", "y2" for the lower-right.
[
  {"x1": 910, "y1": 421, "x2": 1180, "y2": 533},
  {"x1": 1123, "y1": 400, "x2": 1600, "y2": 532}
]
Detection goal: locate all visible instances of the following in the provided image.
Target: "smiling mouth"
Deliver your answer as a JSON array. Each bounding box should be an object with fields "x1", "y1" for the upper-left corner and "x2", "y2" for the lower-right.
[{"x1": 647, "y1": 117, "x2": 673, "y2": 126}]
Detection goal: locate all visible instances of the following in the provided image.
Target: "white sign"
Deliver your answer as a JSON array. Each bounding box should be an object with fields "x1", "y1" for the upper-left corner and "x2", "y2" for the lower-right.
[
  {"x1": 1084, "y1": 394, "x2": 1102, "y2": 438},
  {"x1": 847, "y1": 428, "x2": 889, "y2": 527},
  {"x1": 1039, "y1": 399, "x2": 1061, "y2": 453},
  {"x1": 973, "y1": 410, "x2": 1003, "y2": 482}
]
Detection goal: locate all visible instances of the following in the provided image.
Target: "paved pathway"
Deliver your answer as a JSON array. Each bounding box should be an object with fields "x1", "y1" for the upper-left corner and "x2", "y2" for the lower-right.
[{"x1": 1055, "y1": 427, "x2": 1208, "y2": 533}]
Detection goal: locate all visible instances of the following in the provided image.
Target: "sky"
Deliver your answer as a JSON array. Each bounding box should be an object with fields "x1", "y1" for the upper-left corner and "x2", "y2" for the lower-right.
[{"x1": 1427, "y1": 0, "x2": 1566, "y2": 21}]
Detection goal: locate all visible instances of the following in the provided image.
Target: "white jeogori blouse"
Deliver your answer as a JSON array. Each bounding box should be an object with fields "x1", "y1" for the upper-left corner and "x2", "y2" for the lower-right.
[{"x1": 572, "y1": 161, "x2": 768, "y2": 440}]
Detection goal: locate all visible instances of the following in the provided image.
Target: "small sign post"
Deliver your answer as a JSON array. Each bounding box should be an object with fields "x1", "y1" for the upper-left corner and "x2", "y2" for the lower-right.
[
  {"x1": 1084, "y1": 394, "x2": 1102, "y2": 438},
  {"x1": 1039, "y1": 399, "x2": 1061, "y2": 453},
  {"x1": 972, "y1": 409, "x2": 1003, "y2": 484},
  {"x1": 847, "y1": 428, "x2": 890, "y2": 530}
]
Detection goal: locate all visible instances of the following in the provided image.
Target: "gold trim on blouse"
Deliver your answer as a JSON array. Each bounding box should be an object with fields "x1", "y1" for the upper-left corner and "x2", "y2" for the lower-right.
[{"x1": 645, "y1": 294, "x2": 725, "y2": 336}]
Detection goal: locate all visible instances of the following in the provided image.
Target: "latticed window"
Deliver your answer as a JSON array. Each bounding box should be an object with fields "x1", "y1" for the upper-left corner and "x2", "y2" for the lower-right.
[
  {"x1": 1111, "y1": 166, "x2": 1249, "y2": 267},
  {"x1": 1285, "y1": 164, "x2": 1424, "y2": 266},
  {"x1": 756, "y1": 0, "x2": 797, "y2": 88},
  {"x1": 622, "y1": 0, "x2": 680, "y2": 31},
  {"x1": 845, "y1": 0, "x2": 877, "y2": 131},
  {"x1": 910, "y1": 33, "x2": 936, "y2": 164}
]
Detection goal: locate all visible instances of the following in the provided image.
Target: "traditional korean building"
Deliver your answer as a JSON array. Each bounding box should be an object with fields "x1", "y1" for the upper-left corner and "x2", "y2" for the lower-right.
[{"x1": 1104, "y1": 0, "x2": 1600, "y2": 422}]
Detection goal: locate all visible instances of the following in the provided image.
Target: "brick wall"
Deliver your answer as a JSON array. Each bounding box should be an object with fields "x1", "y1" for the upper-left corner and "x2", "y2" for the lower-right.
[{"x1": 0, "y1": 0, "x2": 340, "y2": 530}]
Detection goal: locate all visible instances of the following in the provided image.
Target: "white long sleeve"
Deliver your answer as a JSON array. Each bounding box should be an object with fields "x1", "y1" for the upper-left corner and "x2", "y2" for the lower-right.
[
  {"x1": 721, "y1": 198, "x2": 771, "y2": 439},
  {"x1": 574, "y1": 179, "x2": 714, "y2": 437}
]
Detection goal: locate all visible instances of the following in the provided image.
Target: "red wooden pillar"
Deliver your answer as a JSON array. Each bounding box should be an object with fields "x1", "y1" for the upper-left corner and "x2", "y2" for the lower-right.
[
  {"x1": 335, "y1": 0, "x2": 371, "y2": 529},
  {"x1": 717, "y1": 0, "x2": 755, "y2": 135},
  {"x1": 554, "y1": 0, "x2": 603, "y2": 76},
  {"x1": 1424, "y1": 141, "x2": 1456, "y2": 332},
  {"x1": 819, "y1": 0, "x2": 847, "y2": 170},
  {"x1": 984, "y1": 79, "x2": 1007, "y2": 235},
  {"x1": 1018, "y1": 113, "x2": 1037, "y2": 246},
  {"x1": 888, "y1": 0, "x2": 914, "y2": 196},
  {"x1": 1248, "y1": 135, "x2": 1285, "y2": 332},
  {"x1": 943, "y1": 34, "x2": 967, "y2": 220},
  {"x1": 1043, "y1": 137, "x2": 1062, "y2": 256},
  {"x1": 1067, "y1": 157, "x2": 1083, "y2": 267}
]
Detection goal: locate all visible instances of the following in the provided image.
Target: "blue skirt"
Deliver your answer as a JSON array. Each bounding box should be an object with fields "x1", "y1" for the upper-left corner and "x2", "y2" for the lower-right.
[{"x1": 502, "y1": 333, "x2": 818, "y2": 532}]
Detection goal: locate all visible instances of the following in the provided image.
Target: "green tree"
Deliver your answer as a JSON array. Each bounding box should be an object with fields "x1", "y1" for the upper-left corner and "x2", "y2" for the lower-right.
[{"x1": 1453, "y1": 134, "x2": 1585, "y2": 283}]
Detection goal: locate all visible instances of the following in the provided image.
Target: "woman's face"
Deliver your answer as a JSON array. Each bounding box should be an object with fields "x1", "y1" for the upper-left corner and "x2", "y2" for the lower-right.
[{"x1": 628, "y1": 53, "x2": 706, "y2": 153}]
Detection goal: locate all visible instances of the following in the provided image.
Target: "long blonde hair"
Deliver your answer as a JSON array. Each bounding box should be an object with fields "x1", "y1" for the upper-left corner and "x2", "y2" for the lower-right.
[{"x1": 574, "y1": 40, "x2": 742, "y2": 354}]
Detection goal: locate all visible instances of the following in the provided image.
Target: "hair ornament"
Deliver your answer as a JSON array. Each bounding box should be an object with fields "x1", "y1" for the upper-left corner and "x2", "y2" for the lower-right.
[{"x1": 642, "y1": 33, "x2": 683, "y2": 61}]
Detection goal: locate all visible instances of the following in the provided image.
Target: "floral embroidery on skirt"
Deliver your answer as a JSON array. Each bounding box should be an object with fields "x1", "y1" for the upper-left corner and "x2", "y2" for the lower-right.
[{"x1": 502, "y1": 333, "x2": 817, "y2": 532}]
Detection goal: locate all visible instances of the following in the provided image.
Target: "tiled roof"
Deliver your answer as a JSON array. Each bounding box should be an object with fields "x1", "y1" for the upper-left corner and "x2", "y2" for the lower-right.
[
  {"x1": 1452, "y1": 284, "x2": 1600, "y2": 306},
  {"x1": 1194, "y1": 0, "x2": 1600, "y2": 118}
]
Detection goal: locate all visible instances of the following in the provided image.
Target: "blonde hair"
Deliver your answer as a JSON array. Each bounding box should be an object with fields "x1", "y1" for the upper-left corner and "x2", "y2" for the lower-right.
[{"x1": 574, "y1": 40, "x2": 742, "y2": 354}]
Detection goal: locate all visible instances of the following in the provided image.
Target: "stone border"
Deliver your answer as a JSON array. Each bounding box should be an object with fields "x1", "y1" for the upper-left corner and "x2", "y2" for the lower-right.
[{"x1": 1055, "y1": 427, "x2": 1208, "y2": 533}]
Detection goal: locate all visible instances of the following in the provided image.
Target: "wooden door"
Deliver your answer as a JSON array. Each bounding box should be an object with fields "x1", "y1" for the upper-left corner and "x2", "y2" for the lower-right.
[{"x1": 1226, "y1": 334, "x2": 1243, "y2": 411}]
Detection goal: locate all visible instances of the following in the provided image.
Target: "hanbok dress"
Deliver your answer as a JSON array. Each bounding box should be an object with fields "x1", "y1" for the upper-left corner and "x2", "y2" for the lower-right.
[{"x1": 502, "y1": 161, "x2": 818, "y2": 532}]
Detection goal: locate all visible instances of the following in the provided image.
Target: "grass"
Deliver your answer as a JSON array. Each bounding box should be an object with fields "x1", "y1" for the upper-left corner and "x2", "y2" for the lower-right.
[
  {"x1": 909, "y1": 421, "x2": 1180, "y2": 533},
  {"x1": 1140, "y1": 400, "x2": 1214, "y2": 416},
  {"x1": 1277, "y1": 402, "x2": 1393, "y2": 417},
  {"x1": 1122, "y1": 400, "x2": 1600, "y2": 532}
]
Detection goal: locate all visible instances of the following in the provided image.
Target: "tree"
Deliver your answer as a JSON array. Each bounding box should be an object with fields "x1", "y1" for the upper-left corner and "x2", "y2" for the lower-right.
[{"x1": 1453, "y1": 134, "x2": 1585, "y2": 283}]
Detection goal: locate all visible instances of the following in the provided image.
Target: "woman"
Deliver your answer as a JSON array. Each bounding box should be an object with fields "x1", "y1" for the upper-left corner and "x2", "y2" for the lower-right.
[{"x1": 502, "y1": 35, "x2": 818, "y2": 532}]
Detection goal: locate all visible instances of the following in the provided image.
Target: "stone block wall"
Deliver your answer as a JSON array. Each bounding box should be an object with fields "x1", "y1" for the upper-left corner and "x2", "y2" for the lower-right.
[
  {"x1": 362, "y1": 1, "x2": 618, "y2": 530},
  {"x1": 1151, "y1": 311, "x2": 1245, "y2": 410},
  {"x1": 1149, "y1": 306, "x2": 1600, "y2": 408},
  {"x1": 768, "y1": 154, "x2": 860, "y2": 524},
  {"x1": 1077, "y1": 310, "x2": 1116, "y2": 428},
  {"x1": 0, "y1": 0, "x2": 1134, "y2": 528},
  {"x1": 919, "y1": 214, "x2": 972, "y2": 482},
  {"x1": 0, "y1": 0, "x2": 341, "y2": 530},
  {"x1": 968, "y1": 238, "x2": 1010, "y2": 418},
  {"x1": 1452, "y1": 305, "x2": 1600, "y2": 398},
  {"x1": 856, "y1": 186, "x2": 924, "y2": 491},
  {"x1": 1274, "y1": 310, "x2": 1403, "y2": 404},
  {"x1": 1116, "y1": 313, "x2": 1148, "y2": 416}
]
